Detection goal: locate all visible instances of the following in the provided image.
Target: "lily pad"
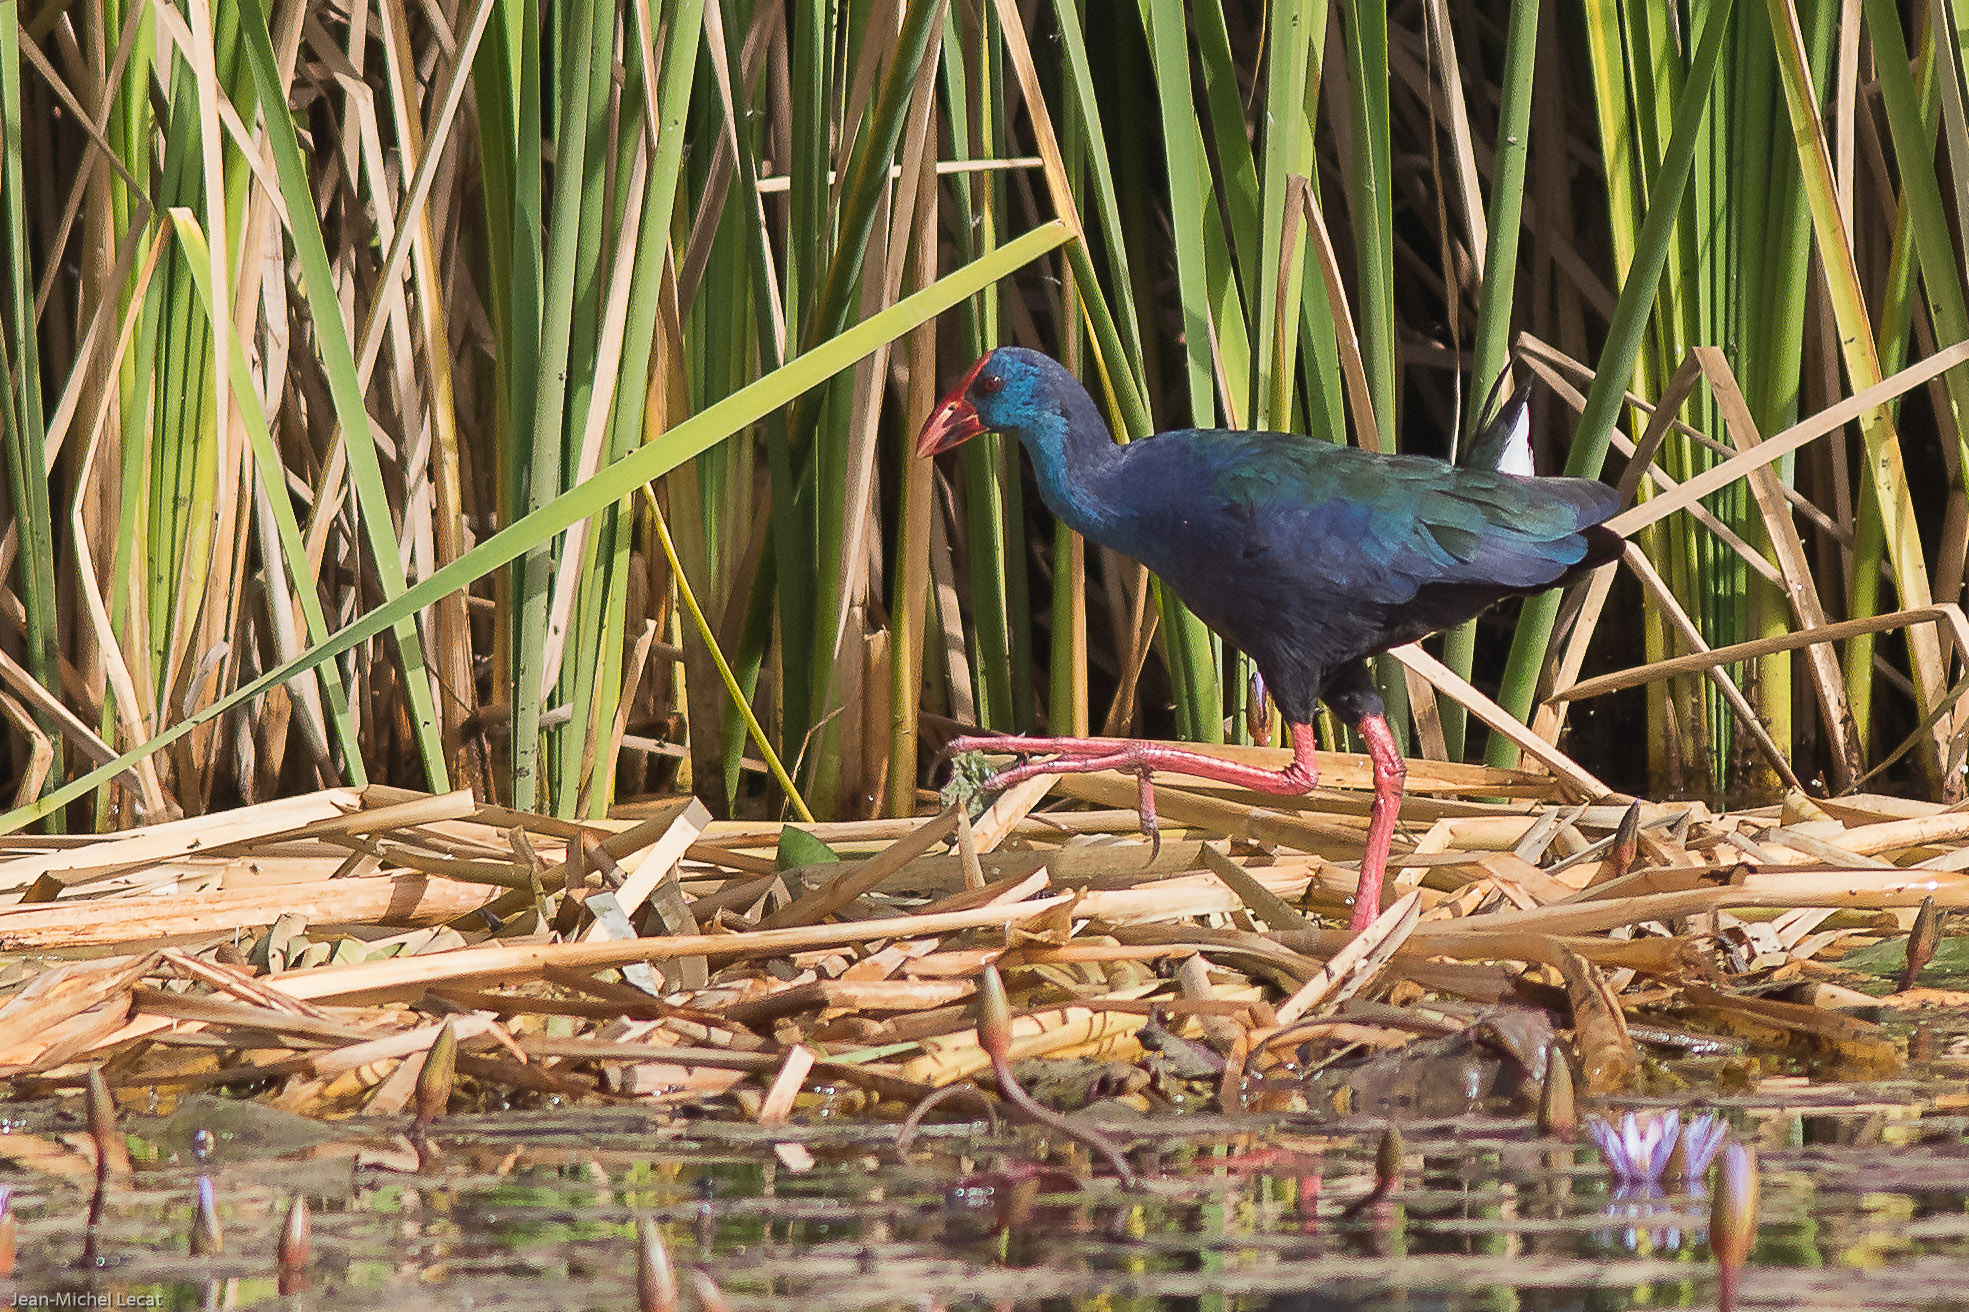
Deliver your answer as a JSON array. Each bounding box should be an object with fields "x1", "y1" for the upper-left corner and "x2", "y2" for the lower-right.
[{"x1": 127, "y1": 1094, "x2": 369, "y2": 1164}]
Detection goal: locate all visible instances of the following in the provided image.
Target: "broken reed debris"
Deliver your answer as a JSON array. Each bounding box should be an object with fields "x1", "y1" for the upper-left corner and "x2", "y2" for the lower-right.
[{"x1": 0, "y1": 754, "x2": 1956, "y2": 1175}]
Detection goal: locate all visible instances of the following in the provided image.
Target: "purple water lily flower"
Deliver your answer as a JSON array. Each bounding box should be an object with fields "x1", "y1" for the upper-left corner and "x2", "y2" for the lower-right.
[
  {"x1": 1587, "y1": 1110, "x2": 1726, "y2": 1189},
  {"x1": 1673, "y1": 1112, "x2": 1728, "y2": 1184}
]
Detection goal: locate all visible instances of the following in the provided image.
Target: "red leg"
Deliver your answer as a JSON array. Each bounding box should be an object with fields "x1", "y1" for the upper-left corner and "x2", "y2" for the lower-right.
[{"x1": 1350, "y1": 712, "x2": 1408, "y2": 933}]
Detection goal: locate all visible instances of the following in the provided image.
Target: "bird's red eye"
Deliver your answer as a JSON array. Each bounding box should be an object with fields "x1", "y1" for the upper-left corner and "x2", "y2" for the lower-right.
[{"x1": 976, "y1": 373, "x2": 1004, "y2": 396}]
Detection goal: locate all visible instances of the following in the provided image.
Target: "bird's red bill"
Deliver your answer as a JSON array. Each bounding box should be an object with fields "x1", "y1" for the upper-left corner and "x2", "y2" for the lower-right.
[{"x1": 915, "y1": 355, "x2": 992, "y2": 457}]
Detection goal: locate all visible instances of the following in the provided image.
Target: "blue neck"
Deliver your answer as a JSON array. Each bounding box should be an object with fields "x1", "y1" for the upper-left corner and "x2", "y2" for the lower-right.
[{"x1": 1007, "y1": 371, "x2": 1127, "y2": 539}]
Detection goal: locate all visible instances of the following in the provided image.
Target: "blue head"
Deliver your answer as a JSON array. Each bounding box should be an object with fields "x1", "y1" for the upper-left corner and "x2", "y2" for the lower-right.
[
  {"x1": 917, "y1": 348, "x2": 1124, "y2": 537},
  {"x1": 915, "y1": 347, "x2": 1080, "y2": 462}
]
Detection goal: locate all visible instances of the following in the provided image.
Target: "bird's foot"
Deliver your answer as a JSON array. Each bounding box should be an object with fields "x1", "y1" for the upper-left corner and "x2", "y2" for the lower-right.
[
  {"x1": 943, "y1": 731, "x2": 1324, "y2": 858},
  {"x1": 946, "y1": 732, "x2": 1319, "y2": 793},
  {"x1": 944, "y1": 735, "x2": 1161, "y2": 836}
]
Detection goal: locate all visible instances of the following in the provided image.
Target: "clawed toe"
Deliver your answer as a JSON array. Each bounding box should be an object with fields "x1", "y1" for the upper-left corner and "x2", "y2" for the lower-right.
[{"x1": 1134, "y1": 767, "x2": 1161, "y2": 860}]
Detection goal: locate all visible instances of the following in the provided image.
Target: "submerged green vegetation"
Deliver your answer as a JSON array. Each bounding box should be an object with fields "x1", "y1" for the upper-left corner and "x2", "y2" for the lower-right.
[{"x1": 2, "y1": 0, "x2": 1967, "y2": 827}]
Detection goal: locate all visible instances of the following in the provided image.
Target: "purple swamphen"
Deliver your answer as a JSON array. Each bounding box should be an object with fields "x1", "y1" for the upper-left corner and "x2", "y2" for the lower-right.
[{"x1": 917, "y1": 348, "x2": 1623, "y2": 933}]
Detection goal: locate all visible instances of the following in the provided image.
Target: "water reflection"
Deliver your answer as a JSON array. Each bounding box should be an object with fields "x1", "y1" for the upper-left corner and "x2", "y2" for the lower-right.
[{"x1": 0, "y1": 1091, "x2": 1958, "y2": 1310}]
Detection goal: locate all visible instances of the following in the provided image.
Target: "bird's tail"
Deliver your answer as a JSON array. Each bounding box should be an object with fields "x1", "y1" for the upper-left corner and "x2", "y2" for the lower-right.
[{"x1": 1461, "y1": 377, "x2": 1536, "y2": 476}]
